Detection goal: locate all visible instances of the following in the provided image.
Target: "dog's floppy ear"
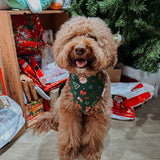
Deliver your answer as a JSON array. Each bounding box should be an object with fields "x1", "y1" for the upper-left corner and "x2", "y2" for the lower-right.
[
  {"x1": 105, "y1": 32, "x2": 118, "y2": 69},
  {"x1": 53, "y1": 42, "x2": 67, "y2": 69},
  {"x1": 88, "y1": 17, "x2": 118, "y2": 69},
  {"x1": 53, "y1": 41, "x2": 61, "y2": 67},
  {"x1": 108, "y1": 52, "x2": 118, "y2": 68},
  {"x1": 53, "y1": 18, "x2": 76, "y2": 69},
  {"x1": 53, "y1": 33, "x2": 68, "y2": 69},
  {"x1": 103, "y1": 33, "x2": 118, "y2": 69}
]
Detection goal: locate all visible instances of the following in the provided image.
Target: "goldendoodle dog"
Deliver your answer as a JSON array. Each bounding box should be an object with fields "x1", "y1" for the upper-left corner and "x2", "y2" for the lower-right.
[{"x1": 33, "y1": 16, "x2": 117, "y2": 160}]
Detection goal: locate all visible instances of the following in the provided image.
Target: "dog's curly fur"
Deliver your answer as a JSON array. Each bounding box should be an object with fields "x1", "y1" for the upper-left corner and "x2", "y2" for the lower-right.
[{"x1": 33, "y1": 16, "x2": 117, "y2": 160}]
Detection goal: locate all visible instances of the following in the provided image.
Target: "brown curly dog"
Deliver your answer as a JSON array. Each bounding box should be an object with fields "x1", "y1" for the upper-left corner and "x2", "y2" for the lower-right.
[{"x1": 33, "y1": 16, "x2": 117, "y2": 160}]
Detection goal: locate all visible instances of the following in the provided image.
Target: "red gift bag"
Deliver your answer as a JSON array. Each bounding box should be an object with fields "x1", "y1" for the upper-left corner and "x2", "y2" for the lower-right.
[{"x1": 12, "y1": 14, "x2": 45, "y2": 55}]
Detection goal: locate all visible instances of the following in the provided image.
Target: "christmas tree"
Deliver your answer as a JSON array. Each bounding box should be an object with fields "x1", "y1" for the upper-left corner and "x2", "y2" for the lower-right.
[{"x1": 67, "y1": 0, "x2": 160, "y2": 73}]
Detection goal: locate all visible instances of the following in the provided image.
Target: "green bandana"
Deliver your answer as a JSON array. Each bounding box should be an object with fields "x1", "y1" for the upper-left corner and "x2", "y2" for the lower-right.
[{"x1": 70, "y1": 72, "x2": 105, "y2": 114}]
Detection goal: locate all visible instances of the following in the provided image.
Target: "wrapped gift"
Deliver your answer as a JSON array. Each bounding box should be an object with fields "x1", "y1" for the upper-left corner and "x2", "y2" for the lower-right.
[
  {"x1": 3, "y1": 0, "x2": 51, "y2": 10},
  {"x1": 26, "y1": 98, "x2": 44, "y2": 122}
]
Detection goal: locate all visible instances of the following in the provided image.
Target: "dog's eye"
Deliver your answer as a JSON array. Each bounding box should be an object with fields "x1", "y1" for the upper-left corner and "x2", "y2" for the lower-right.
[
  {"x1": 87, "y1": 34, "x2": 97, "y2": 41},
  {"x1": 89, "y1": 36, "x2": 97, "y2": 41}
]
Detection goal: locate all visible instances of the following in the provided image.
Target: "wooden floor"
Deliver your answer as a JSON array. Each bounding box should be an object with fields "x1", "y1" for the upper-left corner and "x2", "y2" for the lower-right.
[{"x1": 1, "y1": 97, "x2": 160, "y2": 160}]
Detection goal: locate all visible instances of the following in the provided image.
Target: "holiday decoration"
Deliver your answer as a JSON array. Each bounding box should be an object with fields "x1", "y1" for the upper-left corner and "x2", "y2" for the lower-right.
[{"x1": 67, "y1": 0, "x2": 160, "y2": 73}]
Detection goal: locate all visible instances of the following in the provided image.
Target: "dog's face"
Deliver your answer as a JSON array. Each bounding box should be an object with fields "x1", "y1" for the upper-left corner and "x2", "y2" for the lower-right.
[{"x1": 53, "y1": 16, "x2": 117, "y2": 77}]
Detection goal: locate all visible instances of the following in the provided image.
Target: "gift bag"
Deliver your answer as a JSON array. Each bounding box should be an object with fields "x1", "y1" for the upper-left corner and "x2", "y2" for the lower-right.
[
  {"x1": 111, "y1": 82, "x2": 154, "y2": 120},
  {"x1": 0, "y1": 96, "x2": 25, "y2": 148},
  {"x1": 12, "y1": 14, "x2": 45, "y2": 55}
]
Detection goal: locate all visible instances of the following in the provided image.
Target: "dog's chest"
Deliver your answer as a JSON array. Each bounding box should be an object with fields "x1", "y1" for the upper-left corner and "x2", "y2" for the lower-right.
[{"x1": 70, "y1": 72, "x2": 105, "y2": 114}]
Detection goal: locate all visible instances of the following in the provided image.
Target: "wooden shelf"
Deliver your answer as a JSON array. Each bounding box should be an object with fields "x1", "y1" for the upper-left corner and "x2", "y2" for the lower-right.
[
  {"x1": 0, "y1": 9, "x2": 64, "y2": 15},
  {"x1": 0, "y1": 10, "x2": 68, "y2": 113},
  {"x1": 0, "y1": 10, "x2": 69, "y2": 137}
]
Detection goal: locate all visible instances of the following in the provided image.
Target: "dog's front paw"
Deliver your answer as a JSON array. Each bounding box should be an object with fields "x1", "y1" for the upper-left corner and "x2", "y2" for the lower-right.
[
  {"x1": 59, "y1": 144, "x2": 80, "y2": 160},
  {"x1": 82, "y1": 145, "x2": 103, "y2": 160}
]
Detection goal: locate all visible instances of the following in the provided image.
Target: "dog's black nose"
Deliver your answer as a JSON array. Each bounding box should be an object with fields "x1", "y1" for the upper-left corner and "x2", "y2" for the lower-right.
[{"x1": 75, "y1": 45, "x2": 86, "y2": 56}]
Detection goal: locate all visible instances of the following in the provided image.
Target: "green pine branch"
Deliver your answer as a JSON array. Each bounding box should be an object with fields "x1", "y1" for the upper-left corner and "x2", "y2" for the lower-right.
[
  {"x1": 133, "y1": 38, "x2": 160, "y2": 72},
  {"x1": 67, "y1": 0, "x2": 160, "y2": 73},
  {"x1": 86, "y1": 0, "x2": 98, "y2": 17},
  {"x1": 129, "y1": 0, "x2": 147, "y2": 14}
]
